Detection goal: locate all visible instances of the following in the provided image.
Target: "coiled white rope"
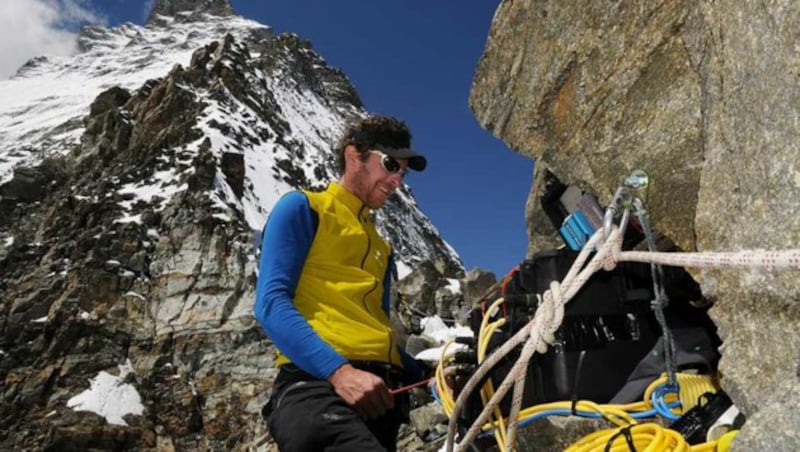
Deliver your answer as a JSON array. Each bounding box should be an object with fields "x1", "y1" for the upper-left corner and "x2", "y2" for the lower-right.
[{"x1": 444, "y1": 226, "x2": 800, "y2": 452}]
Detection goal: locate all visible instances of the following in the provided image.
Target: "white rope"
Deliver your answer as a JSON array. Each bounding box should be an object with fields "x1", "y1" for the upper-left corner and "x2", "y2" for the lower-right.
[
  {"x1": 446, "y1": 228, "x2": 619, "y2": 451},
  {"x1": 444, "y1": 226, "x2": 800, "y2": 452},
  {"x1": 616, "y1": 249, "x2": 800, "y2": 272}
]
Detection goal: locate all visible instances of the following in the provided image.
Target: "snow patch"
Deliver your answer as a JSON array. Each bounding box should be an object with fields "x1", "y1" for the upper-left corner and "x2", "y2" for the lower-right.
[
  {"x1": 395, "y1": 260, "x2": 412, "y2": 280},
  {"x1": 444, "y1": 278, "x2": 461, "y2": 294},
  {"x1": 414, "y1": 315, "x2": 473, "y2": 363},
  {"x1": 66, "y1": 359, "x2": 144, "y2": 426},
  {"x1": 124, "y1": 291, "x2": 146, "y2": 300}
]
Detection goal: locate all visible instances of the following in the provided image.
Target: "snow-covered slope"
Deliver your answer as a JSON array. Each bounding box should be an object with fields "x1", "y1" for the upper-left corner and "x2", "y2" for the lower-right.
[
  {"x1": 0, "y1": 10, "x2": 463, "y2": 274},
  {"x1": 0, "y1": 14, "x2": 268, "y2": 183}
]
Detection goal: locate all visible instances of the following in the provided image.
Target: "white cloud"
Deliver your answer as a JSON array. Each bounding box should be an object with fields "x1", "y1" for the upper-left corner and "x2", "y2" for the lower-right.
[{"x1": 0, "y1": 0, "x2": 105, "y2": 79}]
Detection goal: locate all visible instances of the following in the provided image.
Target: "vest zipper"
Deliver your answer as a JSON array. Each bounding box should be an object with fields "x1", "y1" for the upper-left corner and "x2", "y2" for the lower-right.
[
  {"x1": 358, "y1": 205, "x2": 375, "y2": 316},
  {"x1": 358, "y1": 205, "x2": 371, "y2": 270},
  {"x1": 357, "y1": 204, "x2": 395, "y2": 367}
]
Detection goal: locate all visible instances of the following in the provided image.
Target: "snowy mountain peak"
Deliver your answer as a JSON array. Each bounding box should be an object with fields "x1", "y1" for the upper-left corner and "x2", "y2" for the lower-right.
[
  {"x1": 0, "y1": 14, "x2": 270, "y2": 184},
  {"x1": 0, "y1": 9, "x2": 463, "y2": 275},
  {"x1": 147, "y1": 0, "x2": 235, "y2": 25}
]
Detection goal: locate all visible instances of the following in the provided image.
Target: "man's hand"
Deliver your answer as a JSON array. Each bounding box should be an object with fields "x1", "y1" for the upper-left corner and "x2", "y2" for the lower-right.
[{"x1": 328, "y1": 363, "x2": 394, "y2": 419}]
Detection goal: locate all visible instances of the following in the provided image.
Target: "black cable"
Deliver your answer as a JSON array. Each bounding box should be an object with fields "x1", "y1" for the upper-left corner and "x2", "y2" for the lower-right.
[
  {"x1": 570, "y1": 350, "x2": 587, "y2": 415},
  {"x1": 634, "y1": 198, "x2": 678, "y2": 387},
  {"x1": 604, "y1": 425, "x2": 636, "y2": 452}
]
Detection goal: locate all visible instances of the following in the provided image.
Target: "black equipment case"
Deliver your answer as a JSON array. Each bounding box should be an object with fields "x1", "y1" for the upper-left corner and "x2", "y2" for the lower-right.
[{"x1": 462, "y1": 248, "x2": 720, "y2": 424}]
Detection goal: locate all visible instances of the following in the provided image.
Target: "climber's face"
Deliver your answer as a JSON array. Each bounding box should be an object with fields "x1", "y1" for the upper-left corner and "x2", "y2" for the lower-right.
[{"x1": 341, "y1": 146, "x2": 407, "y2": 209}]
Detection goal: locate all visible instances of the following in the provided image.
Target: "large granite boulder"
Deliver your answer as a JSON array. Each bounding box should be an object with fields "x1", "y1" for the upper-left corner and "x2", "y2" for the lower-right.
[{"x1": 470, "y1": 0, "x2": 799, "y2": 449}]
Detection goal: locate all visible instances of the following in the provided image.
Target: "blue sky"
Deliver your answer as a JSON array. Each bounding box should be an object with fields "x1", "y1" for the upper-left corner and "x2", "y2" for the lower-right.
[
  {"x1": 13, "y1": 0, "x2": 535, "y2": 277},
  {"x1": 242, "y1": 2, "x2": 536, "y2": 277}
]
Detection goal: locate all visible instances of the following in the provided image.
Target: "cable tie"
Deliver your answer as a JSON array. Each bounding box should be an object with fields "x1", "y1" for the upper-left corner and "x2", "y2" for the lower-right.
[{"x1": 604, "y1": 425, "x2": 636, "y2": 452}]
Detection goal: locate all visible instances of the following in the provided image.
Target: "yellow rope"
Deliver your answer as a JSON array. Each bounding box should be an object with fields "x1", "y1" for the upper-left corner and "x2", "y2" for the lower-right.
[
  {"x1": 477, "y1": 310, "x2": 508, "y2": 449},
  {"x1": 450, "y1": 299, "x2": 721, "y2": 451},
  {"x1": 565, "y1": 422, "x2": 734, "y2": 452},
  {"x1": 435, "y1": 339, "x2": 457, "y2": 415}
]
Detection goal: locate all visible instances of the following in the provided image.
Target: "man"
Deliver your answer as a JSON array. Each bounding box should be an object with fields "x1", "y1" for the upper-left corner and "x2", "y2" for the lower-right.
[{"x1": 255, "y1": 115, "x2": 429, "y2": 451}]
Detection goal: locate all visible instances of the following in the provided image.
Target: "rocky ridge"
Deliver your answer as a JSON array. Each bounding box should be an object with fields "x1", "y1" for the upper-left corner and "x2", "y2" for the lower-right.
[{"x1": 0, "y1": 1, "x2": 466, "y2": 450}]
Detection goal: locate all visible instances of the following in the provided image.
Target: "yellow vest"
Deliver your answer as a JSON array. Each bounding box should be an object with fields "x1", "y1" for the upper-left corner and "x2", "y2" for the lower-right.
[{"x1": 276, "y1": 182, "x2": 402, "y2": 368}]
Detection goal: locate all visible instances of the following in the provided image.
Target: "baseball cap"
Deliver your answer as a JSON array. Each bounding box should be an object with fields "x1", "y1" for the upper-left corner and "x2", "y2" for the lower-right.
[{"x1": 373, "y1": 144, "x2": 426, "y2": 172}]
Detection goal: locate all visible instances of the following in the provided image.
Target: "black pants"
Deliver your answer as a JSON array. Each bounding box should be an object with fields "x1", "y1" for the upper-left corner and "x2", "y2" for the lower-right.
[{"x1": 264, "y1": 363, "x2": 409, "y2": 452}]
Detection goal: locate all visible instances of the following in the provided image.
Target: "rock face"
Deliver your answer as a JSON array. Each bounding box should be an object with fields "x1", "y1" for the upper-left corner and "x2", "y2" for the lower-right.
[
  {"x1": 147, "y1": 0, "x2": 234, "y2": 24},
  {"x1": 471, "y1": 0, "x2": 799, "y2": 449}
]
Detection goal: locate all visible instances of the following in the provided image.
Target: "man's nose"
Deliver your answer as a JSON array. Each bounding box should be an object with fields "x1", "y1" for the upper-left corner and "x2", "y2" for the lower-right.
[{"x1": 387, "y1": 174, "x2": 403, "y2": 189}]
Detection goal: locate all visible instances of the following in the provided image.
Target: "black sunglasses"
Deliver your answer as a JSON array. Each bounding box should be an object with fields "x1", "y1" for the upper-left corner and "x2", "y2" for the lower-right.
[{"x1": 372, "y1": 151, "x2": 407, "y2": 176}]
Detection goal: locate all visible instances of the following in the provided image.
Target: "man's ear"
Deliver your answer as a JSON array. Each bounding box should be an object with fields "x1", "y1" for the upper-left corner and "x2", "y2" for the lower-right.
[{"x1": 344, "y1": 144, "x2": 361, "y2": 167}]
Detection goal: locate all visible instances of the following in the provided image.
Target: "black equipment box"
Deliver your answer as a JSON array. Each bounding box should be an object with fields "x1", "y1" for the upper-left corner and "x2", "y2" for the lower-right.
[{"x1": 461, "y1": 249, "x2": 720, "y2": 425}]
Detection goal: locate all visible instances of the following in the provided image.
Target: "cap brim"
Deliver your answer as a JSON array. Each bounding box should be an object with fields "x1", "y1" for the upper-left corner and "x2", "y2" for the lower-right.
[{"x1": 377, "y1": 146, "x2": 427, "y2": 172}]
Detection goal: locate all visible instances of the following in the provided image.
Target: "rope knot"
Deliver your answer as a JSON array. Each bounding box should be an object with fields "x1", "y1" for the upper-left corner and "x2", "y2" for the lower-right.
[{"x1": 528, "y1": 281, "x2": 566, "y2": 353}]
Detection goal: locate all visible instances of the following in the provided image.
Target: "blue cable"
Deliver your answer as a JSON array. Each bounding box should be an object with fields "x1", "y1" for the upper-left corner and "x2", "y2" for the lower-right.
[
  {"x1": 431, "y1": 381, "x2": 442, "y2": 405},
  {"x1": 430, "y1": 379, "x2": 684, "y2": 438},
  {"x1": 651, "y1": 384, "x2": 682, "y2": 421},
  {"x1": 477, "y1": 401, "x2": 680, "y2": 437}
]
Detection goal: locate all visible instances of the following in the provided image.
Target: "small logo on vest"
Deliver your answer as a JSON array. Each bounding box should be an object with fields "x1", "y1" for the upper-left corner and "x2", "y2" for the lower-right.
[{"x1": 375, "y1": 250, "x2": 383, "y2": 262}]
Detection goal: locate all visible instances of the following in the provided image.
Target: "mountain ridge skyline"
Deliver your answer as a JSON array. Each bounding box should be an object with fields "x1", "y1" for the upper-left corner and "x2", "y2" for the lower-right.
[
  {"x1": 0, "y1": 4, "x2": 464, "y2": 277},
  {"x1": 1, "y1": 0, "x2": 533, "y2": 277}
]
